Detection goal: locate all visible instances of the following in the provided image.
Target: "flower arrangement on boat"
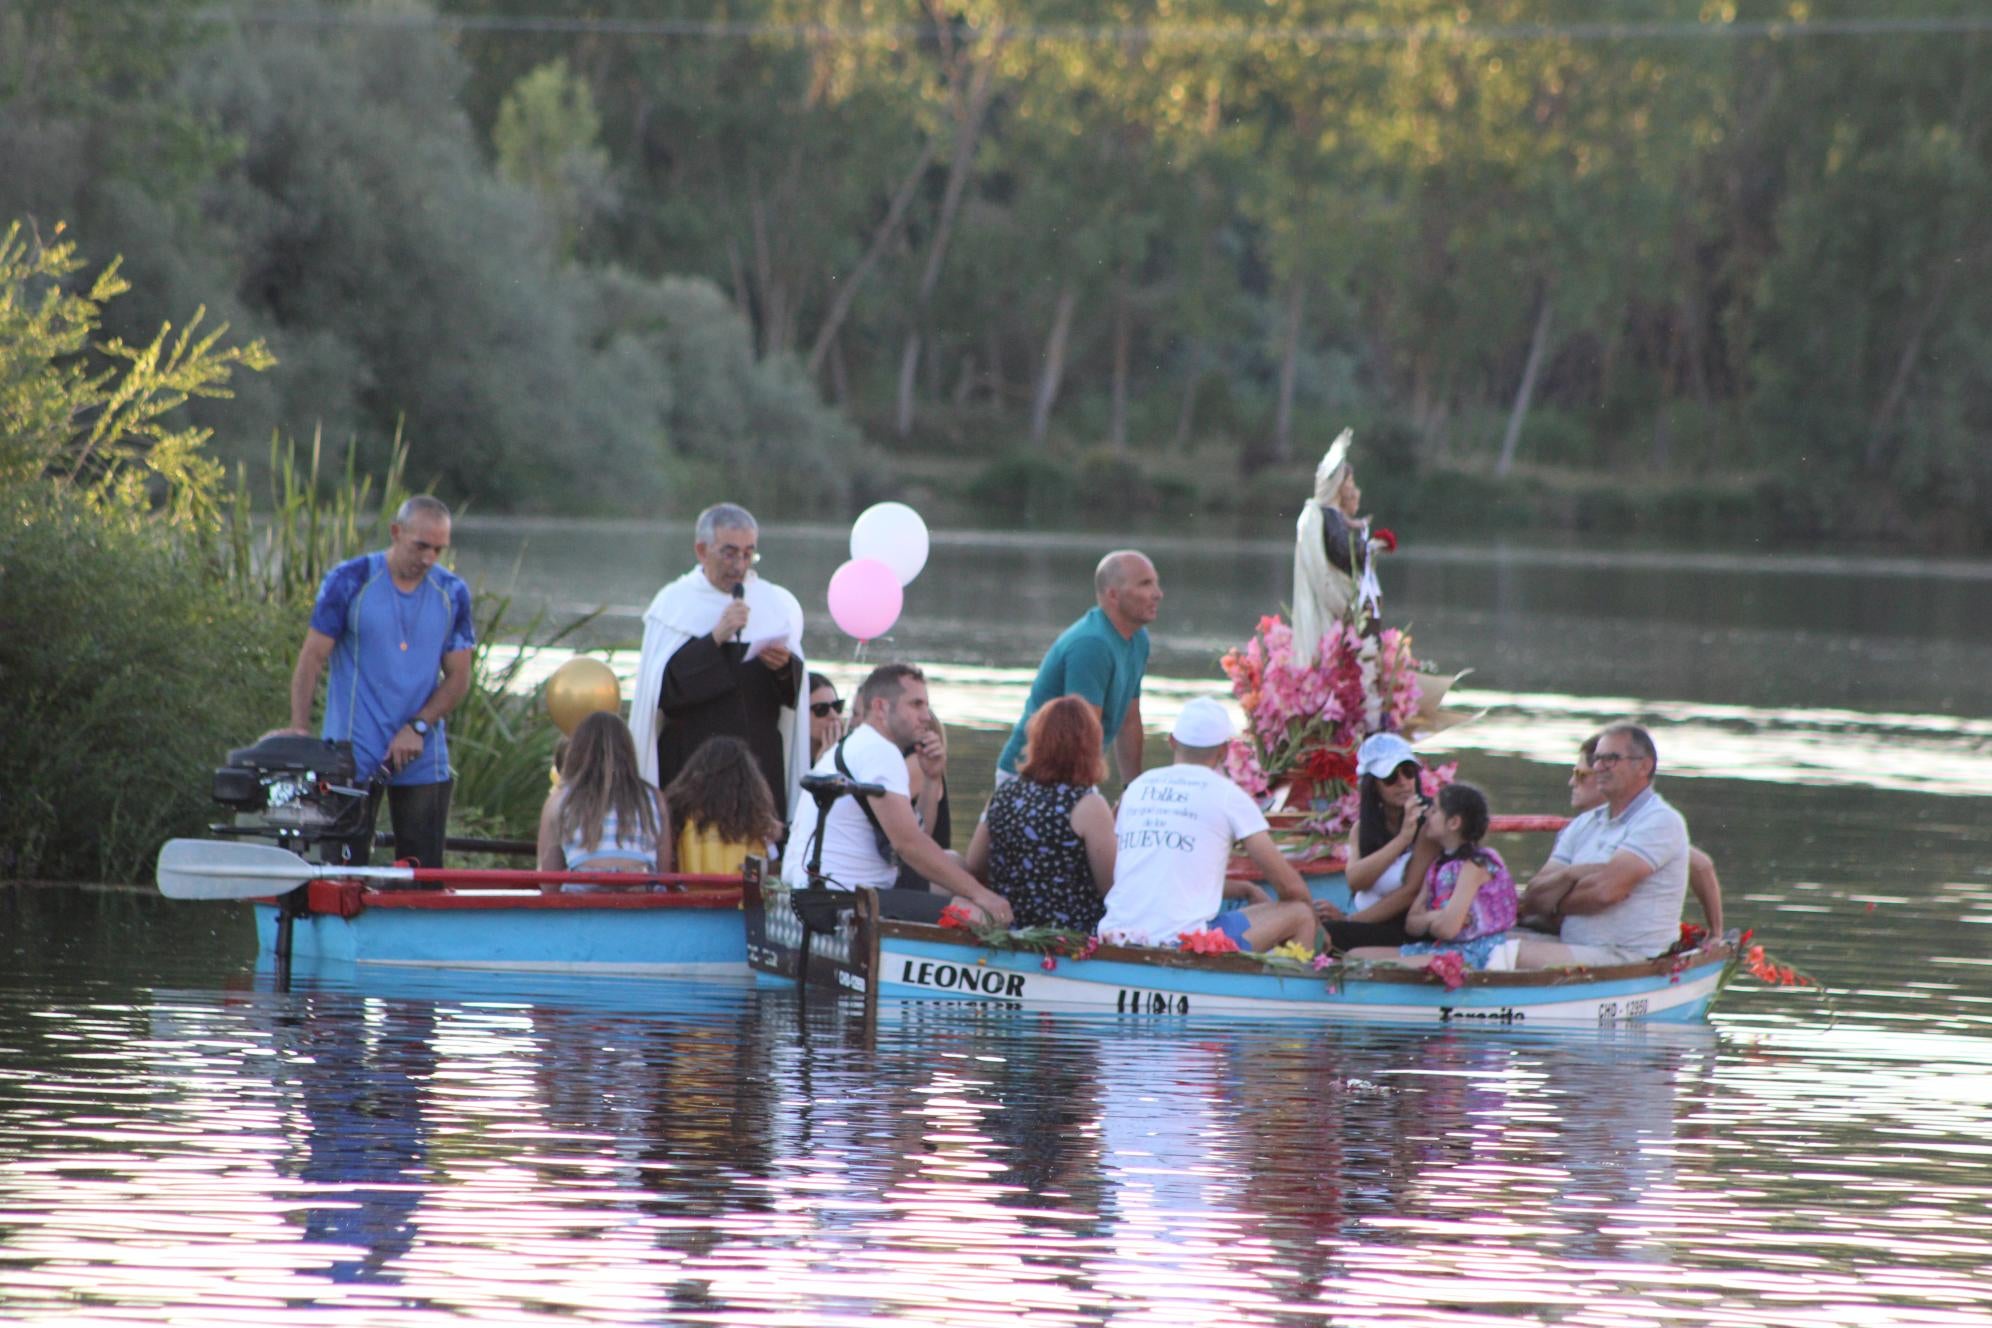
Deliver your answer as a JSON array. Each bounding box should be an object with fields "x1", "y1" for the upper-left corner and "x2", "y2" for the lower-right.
[{"x1": 1219, "y1": 613, "x2": 1438, "y2": 839}]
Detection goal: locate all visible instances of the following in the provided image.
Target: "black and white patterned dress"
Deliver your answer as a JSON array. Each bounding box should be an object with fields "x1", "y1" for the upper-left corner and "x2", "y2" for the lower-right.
[{"x1": 985, "y1": 779, "x2": 1103, "y2": 930}]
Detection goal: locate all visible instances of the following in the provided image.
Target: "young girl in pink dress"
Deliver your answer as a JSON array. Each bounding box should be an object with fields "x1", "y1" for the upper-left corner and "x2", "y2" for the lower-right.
[{"x1": 1349, "y1": 782, "x2": 1517, "y2": 972}]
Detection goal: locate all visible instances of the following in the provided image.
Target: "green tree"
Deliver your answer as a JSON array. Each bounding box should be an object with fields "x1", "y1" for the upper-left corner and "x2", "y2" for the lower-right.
[
  {"x1": 1, "y1": 220, "x2": 289, "y2": 882},
  {"x1": 493, "y1": 57, "x2": 617, "y2": 260}
]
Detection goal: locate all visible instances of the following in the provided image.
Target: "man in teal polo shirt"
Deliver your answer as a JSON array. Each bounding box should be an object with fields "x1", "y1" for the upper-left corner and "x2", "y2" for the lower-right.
[{"x1": 997, "y1": 550, "x2": 1162, "y2": 786}]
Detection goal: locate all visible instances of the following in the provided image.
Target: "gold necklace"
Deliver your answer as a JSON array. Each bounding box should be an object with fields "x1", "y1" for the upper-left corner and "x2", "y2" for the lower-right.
[{"x1": 391, "y1": 576, "x2": 419, "y2": 652}]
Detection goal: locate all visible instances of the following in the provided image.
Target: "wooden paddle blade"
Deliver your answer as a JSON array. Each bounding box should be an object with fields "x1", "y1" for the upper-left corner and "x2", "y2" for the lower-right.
[{"x1": 155, "y1": 837, "x2": 318, "y2": 900}]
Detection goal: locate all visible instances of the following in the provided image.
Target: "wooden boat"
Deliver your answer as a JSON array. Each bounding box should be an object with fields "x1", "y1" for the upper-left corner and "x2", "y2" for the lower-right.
[
  {"x1": 743, "y1": 876, "x2": 1739, "y2": 1027},
  {"x1": 156, "y1": 838, "x2": 755, "y2": 975}
]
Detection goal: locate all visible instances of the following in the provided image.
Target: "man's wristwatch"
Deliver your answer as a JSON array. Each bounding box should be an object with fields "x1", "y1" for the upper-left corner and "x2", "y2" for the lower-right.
[{"x1": 410, "y1": 718, "x2": 431, "y2": 737}]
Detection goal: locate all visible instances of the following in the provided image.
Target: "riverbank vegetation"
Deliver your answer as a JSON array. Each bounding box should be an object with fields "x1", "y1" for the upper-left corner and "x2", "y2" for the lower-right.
[
  {"x1": 1, "y1": 228, "x2": 572, "y2": 881},
  {"x1": 3, "y1": 2, "x2": 1988, "y2": 550}
]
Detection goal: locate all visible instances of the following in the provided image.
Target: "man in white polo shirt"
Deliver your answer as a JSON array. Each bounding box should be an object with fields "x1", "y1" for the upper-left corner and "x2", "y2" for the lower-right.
[
  {"x1": 1097, "y1": 698, "x2": 1317, "y2": 952},
  {"x1": 1513, "y1": 722, "x2": 1691, "y2": 967},
  {"x1": 783, "y1": 662, "x2": 1013, "y2": 926}
]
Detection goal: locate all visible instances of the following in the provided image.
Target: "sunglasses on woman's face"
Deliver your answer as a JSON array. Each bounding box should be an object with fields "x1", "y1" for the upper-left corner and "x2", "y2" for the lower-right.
[
  {"x1": 1384, "y1": 763, "x2": 1421, "y2": 784},
  {"x1": 810, "y1": 699, "x2": 844, "y2": 718}
]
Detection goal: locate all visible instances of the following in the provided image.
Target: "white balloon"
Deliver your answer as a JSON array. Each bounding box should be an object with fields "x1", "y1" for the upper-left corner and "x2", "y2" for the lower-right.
[{"x1": 849, "y1": 501, "x2": 930, "y2": 586}]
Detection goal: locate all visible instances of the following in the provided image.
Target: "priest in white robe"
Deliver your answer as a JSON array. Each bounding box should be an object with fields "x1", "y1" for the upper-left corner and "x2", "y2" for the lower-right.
[{"x1": 629, "y1": 503, "x2": 809, "y2": 820}]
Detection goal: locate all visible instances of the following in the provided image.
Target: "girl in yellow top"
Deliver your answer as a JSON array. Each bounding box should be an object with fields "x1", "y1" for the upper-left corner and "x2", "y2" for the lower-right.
[{"x1": 663, "y1": 736, "x2": 783, "y2": 878}]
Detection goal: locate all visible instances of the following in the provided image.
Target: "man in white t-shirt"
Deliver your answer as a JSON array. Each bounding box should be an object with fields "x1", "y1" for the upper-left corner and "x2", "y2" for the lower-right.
[
  {"x1": 1096, "y1": 698, "x2": 1316, "y2": 952},
  {"x1": 783, "y1": 663, "x2": 1013, "y2": 926},
  {"x1": 1513, "y1": 722, "x2": 1693, "y2": 967}
]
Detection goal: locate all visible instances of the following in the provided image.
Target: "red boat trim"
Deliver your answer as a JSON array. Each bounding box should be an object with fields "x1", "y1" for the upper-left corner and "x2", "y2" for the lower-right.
[{"x1": 358, "y1": 887, "x2": 743, "y2": 911}]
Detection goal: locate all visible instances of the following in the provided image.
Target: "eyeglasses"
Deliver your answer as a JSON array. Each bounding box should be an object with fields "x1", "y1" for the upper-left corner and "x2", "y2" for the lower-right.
[
  {"x1": 1383, "y1": 763, "x2": 1421, "y2": 783},
  {"x1": 713, "y1": 543, "x2": 760, "y2": 565},
  {"x1": 1571, "y1": 765, "x2": 1595, "y2": 780},
  {"x1": 810, "y1": 700, "x2": 844, "y2": 718},
  {"x1": 1591, "y1": 752, "x2": 1643, "y2": 769}
]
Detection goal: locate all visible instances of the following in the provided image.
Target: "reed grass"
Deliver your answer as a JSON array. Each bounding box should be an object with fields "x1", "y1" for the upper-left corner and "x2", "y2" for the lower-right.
[
  {"x1": 222, "y1": 431, "x2": 590, "y2": 842},
  {"x1": 223, "y1": 426, "x2": 410, "y2": 607}
]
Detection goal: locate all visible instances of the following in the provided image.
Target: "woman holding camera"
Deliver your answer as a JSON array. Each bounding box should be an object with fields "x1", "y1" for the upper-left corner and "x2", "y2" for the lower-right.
[{"x1": 1319, "y1": 732, "x2": 1441, "y2": 950}]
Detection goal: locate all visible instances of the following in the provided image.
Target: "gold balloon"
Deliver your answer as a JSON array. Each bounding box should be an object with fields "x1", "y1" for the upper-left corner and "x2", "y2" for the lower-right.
[{"x1": 545, "y1": 656, "x2": 623, "y2": 735}]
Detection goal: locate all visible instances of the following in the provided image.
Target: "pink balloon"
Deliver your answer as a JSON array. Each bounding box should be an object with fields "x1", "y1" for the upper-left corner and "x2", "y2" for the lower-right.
[{"x1": 827, "y1": 558, "x2": 904, "y2": 641}]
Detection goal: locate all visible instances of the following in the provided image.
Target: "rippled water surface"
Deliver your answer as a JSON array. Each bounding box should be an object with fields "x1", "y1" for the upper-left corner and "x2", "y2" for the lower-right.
[
  {"x1": 7, "y1": 525, "x2": 1991, "y2": 1324},
  {"x1": 6, "y1": 833, "x2": 1992, "y2": 1328}
]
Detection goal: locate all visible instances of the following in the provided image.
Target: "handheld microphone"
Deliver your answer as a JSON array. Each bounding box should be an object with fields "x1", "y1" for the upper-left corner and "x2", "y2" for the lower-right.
[{"x1": 731, "y1": 582, "x2": 745, "y2": 600}]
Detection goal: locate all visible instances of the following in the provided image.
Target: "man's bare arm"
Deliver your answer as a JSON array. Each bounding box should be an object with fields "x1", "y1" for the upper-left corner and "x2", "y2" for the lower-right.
[
  {"x1": 1558, "y1": 850, "x2": 1657, "y2": 917},
  {"x1": 1688, "y1": 847, "x2": 1723, "y2": 934},
  {"x1": 285, "y1": 629, "x2": 336, "y2": 732},
  {"x1": 1115, "y1": 697, "x2": 1143, "y2": 782},
  {"x1": 873, "y1": 792, "x2": 1014, "y2": 925},
  {"x1": 423, "y1": 647, "x2": 474, "y2": 723},
  {"x1": 1241, "y1": 831, "x2": 1314, "y2": 907}
]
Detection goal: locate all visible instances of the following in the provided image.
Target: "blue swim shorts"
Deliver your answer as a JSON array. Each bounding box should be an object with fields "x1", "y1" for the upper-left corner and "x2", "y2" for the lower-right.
[{"x1": 1203, "y1": 909, "x2": 1255, "y2": 952}]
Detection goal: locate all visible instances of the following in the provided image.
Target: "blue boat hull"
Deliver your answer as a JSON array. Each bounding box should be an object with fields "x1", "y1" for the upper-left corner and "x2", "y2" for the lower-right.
[
  {"x1": 741, "y1": 880, "x2": 1735, "y2": 1026},
  {"x1": 875, "y1": 932, "x2": 1732, "y2": 1026},
  {"x1": 253, "y1": 897, "x2": 747, "y2": 975}
]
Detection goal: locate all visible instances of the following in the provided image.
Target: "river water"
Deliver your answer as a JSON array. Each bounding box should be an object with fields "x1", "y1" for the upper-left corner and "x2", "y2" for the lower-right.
[{"x1": 4, "y1": 520, "x2": 1990, "y2": 1325}]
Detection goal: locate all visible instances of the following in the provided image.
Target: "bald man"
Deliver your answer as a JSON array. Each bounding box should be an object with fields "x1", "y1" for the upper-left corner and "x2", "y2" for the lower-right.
[{"x1": 997, "y1": 549, "x2": 1163, "y2": 787}]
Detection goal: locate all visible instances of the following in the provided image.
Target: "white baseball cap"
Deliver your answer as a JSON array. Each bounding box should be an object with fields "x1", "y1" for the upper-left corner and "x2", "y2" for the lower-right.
[
  {"x1": 1355, "y1": 731, "x2": 1418, "y2": 778},
  {"x1": 1171, "y1": 697, "x2": 1236, "y2": 747}
]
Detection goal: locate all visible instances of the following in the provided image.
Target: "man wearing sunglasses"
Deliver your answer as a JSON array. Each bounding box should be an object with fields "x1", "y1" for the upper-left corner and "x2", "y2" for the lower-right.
[
  {"x1": 1513, "y1": 722, "x2": 1702, "y2": 968},
  {"x1": 631, "y1": 502, "x2": 808, "y2": 820}
]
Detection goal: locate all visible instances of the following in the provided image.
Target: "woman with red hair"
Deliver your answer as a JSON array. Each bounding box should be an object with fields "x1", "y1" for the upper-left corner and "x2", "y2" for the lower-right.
[{"x1": 965, "y1": 696, "x2": 1117, "y2": 929}]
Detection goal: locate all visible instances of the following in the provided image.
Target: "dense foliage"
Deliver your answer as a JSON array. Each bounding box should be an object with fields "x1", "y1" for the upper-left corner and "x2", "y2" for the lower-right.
[
  {"x1": 0, "y1": 222, "x2": 289, "y2": 880},
  {"x1": 0, "y1": 228, "x2": 570, "y2": 881},
  {"x1": 3, "y1": 1, "x2": 1987, "y2": 542}
]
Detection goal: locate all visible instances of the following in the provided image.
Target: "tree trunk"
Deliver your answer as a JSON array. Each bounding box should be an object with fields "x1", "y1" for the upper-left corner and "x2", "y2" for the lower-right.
[
  {"x1": 1108, "y1": 276, "x2": 1130, "y2": 452},
  {"x1": 1409, "y1": 353, "x2": 1449, "y2": 461},
  {"x1": 827, "y1": 330, "x2": 851, "y2": 407},
  {"x1": 1172, "y1": 347, "x2": 1201, "y2": 450},
  {"x1": 1031, "y1": 286, "x2": 1077, "y2": 446},
  {"x1": 1268, "y1": 278, "x2": 1306, "y2": 465},
  {"x1": 1866, "y1": 251, "x2": 1971, "y2": 468},
  {"x1": 725, "y1": 239, "x2": 752, "y2": 325},
  {"x1": 895, "y1": 334, "x2": 921, "y2": 439},
  {"x1": 748, "y1": 183, "x2": 786, "y2": 359},
  {"x1": 983, "y1": 324, "x2": 1005, "y2": 403},
  {"x1": 893, "y1": 28, "x2": 1002, "y2": 438},
  {"x1": 806, "y1": 139, "x2": 938, "y2": 380},
  {"x1": 1495, "y1": 291, "x2": 1553, "y2": 478}
]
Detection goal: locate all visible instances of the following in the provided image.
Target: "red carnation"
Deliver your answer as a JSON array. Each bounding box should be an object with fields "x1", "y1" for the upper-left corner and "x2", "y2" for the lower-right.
[{"x1": 1373, "y1": 527, "x2": 1398, "y2": 553}]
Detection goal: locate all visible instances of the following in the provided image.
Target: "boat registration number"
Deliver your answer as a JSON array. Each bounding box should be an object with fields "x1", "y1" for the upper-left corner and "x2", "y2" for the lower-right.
[{"x1": 1116, "y1": 988, "x2": 1191, "y2": 1015}]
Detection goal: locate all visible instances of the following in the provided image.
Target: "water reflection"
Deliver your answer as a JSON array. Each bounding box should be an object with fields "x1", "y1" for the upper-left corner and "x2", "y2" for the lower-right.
[{"x1": 6, "y1": 956, "x2": 1992, "y2": 1324}]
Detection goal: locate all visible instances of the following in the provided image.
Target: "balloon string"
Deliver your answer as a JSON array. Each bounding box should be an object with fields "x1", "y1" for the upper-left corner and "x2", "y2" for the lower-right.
[{"x1": 854, "y1": 639, "x2": 869, "y2": 663}]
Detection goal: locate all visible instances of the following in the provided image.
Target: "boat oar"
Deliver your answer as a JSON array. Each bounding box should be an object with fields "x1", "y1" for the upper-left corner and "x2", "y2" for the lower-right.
[{"x1": 155, "y1": 838, "x2": 736, "y2": 900}]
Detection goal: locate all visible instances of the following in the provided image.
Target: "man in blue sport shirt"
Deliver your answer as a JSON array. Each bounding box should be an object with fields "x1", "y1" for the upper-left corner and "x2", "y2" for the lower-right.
[
  {"x1": 997, "y1": 549, "x2": 1162, "y2": 788},
  {"x1": 280, "y1": 495, "x2": 476, "y2": 868}
]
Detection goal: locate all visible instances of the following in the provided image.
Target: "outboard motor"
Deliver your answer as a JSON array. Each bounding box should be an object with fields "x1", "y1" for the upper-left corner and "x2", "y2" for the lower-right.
[{"x1": 211, "y1": 735, "x2": 372, "y2": 862}]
